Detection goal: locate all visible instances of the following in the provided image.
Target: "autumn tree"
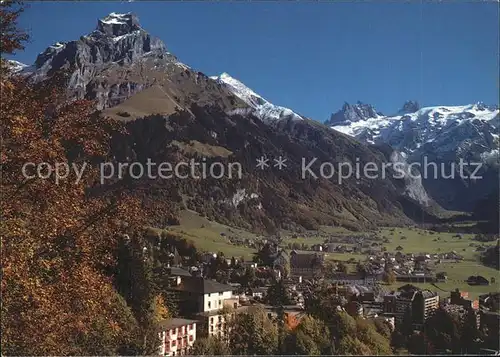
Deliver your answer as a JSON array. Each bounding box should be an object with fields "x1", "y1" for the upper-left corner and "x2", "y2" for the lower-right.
[
  {"x1": 284, "y1": 315, "x2": 332, "y2": 355},
  {"x1": 284, "y1": 313, "x2": 300, "y2": 330},
  {"x1": 190, "y1": 336, "x2": 230, "y2": 355},
  {"x1": 1, "y1": 3, "x2": 154, "y2": 354},
  {"x1": 0, "y1": 0, "x2": 28, "y2": 67},
  {"x1": 355, "y1": 318, "x2": 392, "y2": 355},
  {"x1": 383, "y1": 269, "x2": 396, "y2": 284},
  {"x1": 229, "y1": 306, "x2": 279, "y2": 355}
]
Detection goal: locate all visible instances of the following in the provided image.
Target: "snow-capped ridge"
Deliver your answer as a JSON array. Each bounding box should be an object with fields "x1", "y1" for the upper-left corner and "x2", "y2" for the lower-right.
[
  {"x1": 211, "y1": 72, "x2": 304, "y2": 123},
  {"x1": 329, "y1": 102, "x2": 499, "y2": 162},
  {"x1": 99, "y1": 12, "x2": 133, "y2": 25},
  {"x1": 6, "y1": 59, "x2": 29, "y2": 73},
  {"x1": 96, "y1": 12, "x2": 143, "y2": 38}
]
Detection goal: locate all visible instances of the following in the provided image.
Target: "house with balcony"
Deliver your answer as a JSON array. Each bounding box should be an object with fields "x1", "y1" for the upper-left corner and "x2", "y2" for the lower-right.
[
  {"x1": 158, "y1": 318, "x2": 197, "y2": 356},
  {"x1": 166, "y1": 275, "x2": 236, "y2": 338}
]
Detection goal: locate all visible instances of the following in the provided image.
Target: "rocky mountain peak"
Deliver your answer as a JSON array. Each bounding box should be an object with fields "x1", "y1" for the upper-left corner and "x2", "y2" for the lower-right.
[
  {"x1": 97, "y1": 12, "x2": 141, "y2": 37},
  {"x1": 32, "y1": 11, "x2": 166, "y2": 74},
  {"x1": 24, "y1": 12, "x2": 170, "y2": 109},
  {"x1": 326, "y1": 101, "x2": 381, "y2": 126},
  {"x1": 398, "y1": 100, "x2": 420, "y2": 115}
]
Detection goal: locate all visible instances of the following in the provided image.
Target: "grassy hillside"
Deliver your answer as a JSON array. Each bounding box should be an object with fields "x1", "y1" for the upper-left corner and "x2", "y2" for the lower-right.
[
  {"x1": 376, "y1": 227, "x2": 495, "y2": 260},
  {"x1": 151, "y1": 210, "x2": 258, "y2": 259}
]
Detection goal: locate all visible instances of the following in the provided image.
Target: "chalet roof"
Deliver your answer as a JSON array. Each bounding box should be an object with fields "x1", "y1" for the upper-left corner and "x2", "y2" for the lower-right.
[
  {"x1": 169, "y1": 276, "x2": 234, "y2": 294},
  {"x1": 158, "y1": 318, "x2": 197, "y2": 331}
]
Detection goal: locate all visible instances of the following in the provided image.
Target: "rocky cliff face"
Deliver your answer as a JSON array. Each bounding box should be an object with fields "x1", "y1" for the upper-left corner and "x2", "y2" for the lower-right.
[
  {"x1": 397, "y1": 100, "x2": 421, "y2": 115},
  {"x1": 326, "y1": 101, "x2": 383, "y2": 127},
  {"x1": 26, "y1": 13, "x2": 169, "y2": 109}
]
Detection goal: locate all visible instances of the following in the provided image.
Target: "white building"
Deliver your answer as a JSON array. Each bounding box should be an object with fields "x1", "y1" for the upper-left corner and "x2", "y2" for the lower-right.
[{"x1": 167, "y1": 275, "x2": 236, "y2": 338}]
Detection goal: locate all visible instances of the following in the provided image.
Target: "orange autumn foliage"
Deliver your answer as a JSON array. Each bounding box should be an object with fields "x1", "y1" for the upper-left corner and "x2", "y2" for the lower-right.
[
  {"x1": 0, "y1": 3, "x2": 148, "y2": 354},
  {"x1": 284, "y1": 313, "x2": 300, "y2": 330}
]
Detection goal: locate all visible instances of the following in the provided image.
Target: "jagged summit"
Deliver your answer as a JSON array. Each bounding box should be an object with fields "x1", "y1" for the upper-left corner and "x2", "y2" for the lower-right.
[
  {"x1": 398, "y1": 100, "x2": 420, "y2": 115},
  {"x1": 96, "y1": 12, "x2": 142, "y2": 37},
  {"x1": 326, "y1": 101, "x2": 382, "y2": 126},
  {"x1": 21, "y1": 12, "x2": 171, "y2": 108},
  {"x1": 31, "y1": 11, "x2": 166, "y2": 73}
]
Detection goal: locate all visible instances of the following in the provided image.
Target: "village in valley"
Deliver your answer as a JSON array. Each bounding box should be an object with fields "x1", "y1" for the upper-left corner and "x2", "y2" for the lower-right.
[{"x1": 151, "y1": 210, "x2": 500, "y2": 356}]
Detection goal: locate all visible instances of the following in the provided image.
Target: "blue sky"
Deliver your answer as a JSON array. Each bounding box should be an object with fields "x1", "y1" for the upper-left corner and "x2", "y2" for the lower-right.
[{"x1": 10, "y1": 1, "x2": 499, "y2": 121}]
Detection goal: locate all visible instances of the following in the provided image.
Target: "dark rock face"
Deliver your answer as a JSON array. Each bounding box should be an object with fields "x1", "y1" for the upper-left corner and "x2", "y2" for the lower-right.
[
  {"x1": 398, "y1": 100, "x2": 420, "y2": 115},
  {"x1": 326, "y1": 101, "x2": 380, "y2": 126},
  {"x1": 29, "y1": 12, "x2": 167, "y2": 109}
]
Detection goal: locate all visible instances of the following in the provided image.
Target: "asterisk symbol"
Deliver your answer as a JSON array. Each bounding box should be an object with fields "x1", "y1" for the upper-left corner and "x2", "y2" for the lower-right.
[
  {"x1": 256, "y1": 156, "x2": 270, "y2": 170},
  {"x1": 274, "y1": 156, "x2": 287, "y2": 170}
]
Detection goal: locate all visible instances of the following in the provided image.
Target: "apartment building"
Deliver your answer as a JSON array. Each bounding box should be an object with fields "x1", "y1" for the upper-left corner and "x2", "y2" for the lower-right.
[
  {"x1": 415, "y1": 289, "x2": 440, "y2": 328},
  {"x1": 158, "y1": 318, "x2": 197, "y2": 356},
  {"x1": 383, "y1": 285, "x2": 439, "y2": 329},
  {"x1": 166, "y1": 275, "x2": 236, "y2": 338}
]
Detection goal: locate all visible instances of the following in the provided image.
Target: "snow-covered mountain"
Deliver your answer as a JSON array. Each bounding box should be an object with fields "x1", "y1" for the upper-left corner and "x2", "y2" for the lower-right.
[
  {"x1": 210, "y1": 72, "x2": 305, "y2": 123},
  {"x1": 6, "y1": 59, "x2": 30, "y2": 73},
  {"x1": 328, "y1": 101, "x2": 499, "y2": 161},
  {"x1": 328, "y1": 101, "x2": 499, "y2": 211}
]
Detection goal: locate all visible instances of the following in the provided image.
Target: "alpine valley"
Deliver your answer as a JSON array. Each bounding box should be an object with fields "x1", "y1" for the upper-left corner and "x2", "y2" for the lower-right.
[{"x1": 10, "y1": 12, "x2": 499, "y2": 233}]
